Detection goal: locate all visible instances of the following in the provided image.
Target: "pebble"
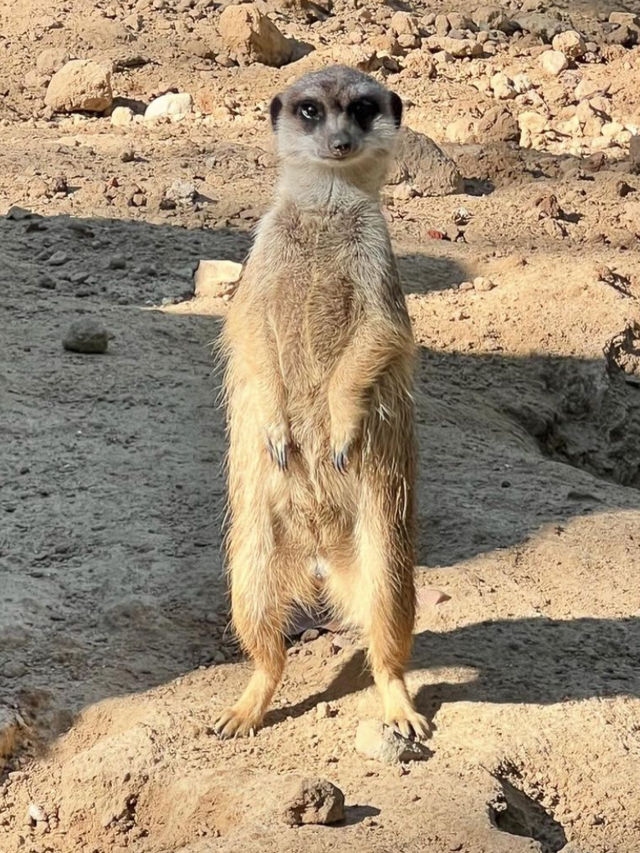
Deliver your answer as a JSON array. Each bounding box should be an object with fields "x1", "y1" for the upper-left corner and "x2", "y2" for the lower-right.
[
  {"x1": 194, "y1": 259, "x2": 243, "y2": 298},
  {"x1": 552, "y1": 30, "x2": 586, "y2": 59},
  {"x1": 144, "y1": 92, "x2": 193, "y2": 120},
  {"x1": 111, "y1": 106, "x2": 134, "y2": 127},
  {"x1": 48, "y1": 251, "x2": 68, "y2": 266},
  {"x1": 281, "y1": 777, "x2": 345, "y2": 826},
  {"x1": 473, "y1": 276, "x2": 496, "y2": 292},
  {"x1": 108, "y1": 254, "x2": 127, "y2": 270},
  {"x1": 539, "y1": 49, "x2": 568, "y2": 76},
  {"x1": 165, "y1": 179, "x2": 197, "y2": 204},
  {"x1": 355, "y1": 719, "x2": 431, "y2": 764},
  {"x1": 301, "y1": 628, "x2": 320, "y2": 643},
  {"x1": 316, "y1": 702, "x2": 331, "y2": 719},
  {"x1": 62, "y1": 319, "x2": 110, "y2": 354},
  {"x1": 28, "y1": 804, "x2": 47, "y2": 825},
  {"x1": 219, "y1": 4, "x2": 296, "y2": 67}
]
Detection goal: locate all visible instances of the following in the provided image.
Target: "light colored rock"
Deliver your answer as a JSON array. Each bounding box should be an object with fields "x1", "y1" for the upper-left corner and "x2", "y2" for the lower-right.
[
  {"x1": 575, "y1": 78, "x2": 610, "y2": 100},
  {"x1": 552, "y1": 30, "x2": 586, "y2": 59},
  {"x1": 111, "y1": 106, "x2": 134, "y2": 126},
  {"x1": 387, "y1": 127, "x2": 463, "y2": 196},
  {"x1": 63, "y1": 319, "x2": 110, "y2": 354},
  {"x1": 512, "y1": 73, "x2": 533, "y2": 94},
  {"x1": 518, "y1": 110, "x2": 548, "y2": 147},
  {"x1": 36, "y1": 47, "x2": 70, "y2": 76},
  {"x1": 355, "y1": 719, "x2": 431, "y2": 764},
  {"x1": 609, "y1": 11, "x2": 639, "y2": 26},
  {"x1": 219, "y1": 4, "x2": 295, "y2": 67},
  {"x1": 539, "y1": 49, "x2": 568, "y2": 76},
  {"x1": 144, "y1": 92, "x2": 193, "y2": 120},
  {"x1": 425, "y1": 35, "x2": 482, "y2": 58},
  {"x1": 446, "y1": 116, "x2": 476, "y2": 144},
  {"x1": 281, "y1": 777, "x2": 345, "y2": 825},
  {"x1": 45, "y1": 59, "x2": 112, "y2": 113},
  {"x1": 602, "y1": 121, "x2": 624, "y2": 139},
  {"x1": 473, "y1": 275, "x2": 495, "y2": 291},
  {"x1": 476, "y1": 106, "x2": 519, "y2": 142},
  {"x1": 491, "y1": 72, "x2": 516, "y2": 100},
  {"x1": 390, "y1": 11, "x2": 419, "y2": 36},
  {"x1": 194, "y1": 260, "x2": 243, "y2": 298}
]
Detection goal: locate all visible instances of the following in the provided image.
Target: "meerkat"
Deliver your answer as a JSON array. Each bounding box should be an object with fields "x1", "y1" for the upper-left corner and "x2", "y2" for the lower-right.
[{"x1": 213, "y1": 65, "x2": 429, "y2": 740}]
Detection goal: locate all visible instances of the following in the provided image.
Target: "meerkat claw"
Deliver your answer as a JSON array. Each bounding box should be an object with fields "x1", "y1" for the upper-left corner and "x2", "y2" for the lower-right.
[
  {"x1": 267, "y1": 437, "x2": 288, "y2": 470},
  {"x1": 332, "y1": 448, "x2": 349, "y2": 473}
]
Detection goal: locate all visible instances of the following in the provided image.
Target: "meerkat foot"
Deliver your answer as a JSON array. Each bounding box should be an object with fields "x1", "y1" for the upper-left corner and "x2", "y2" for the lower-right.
[
  {"x1": 379, "y1": 677, "x2": 431, "y2": 740},
  {"x1": 265, "y1": 422, "x2": 290, "y2": 471},
  {"x1": 212, "y1": 705, "x2": 262, "y2": 739}
]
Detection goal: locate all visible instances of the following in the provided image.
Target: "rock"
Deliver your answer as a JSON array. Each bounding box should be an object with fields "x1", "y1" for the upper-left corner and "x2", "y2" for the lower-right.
[
  {"x1": 44, "y1": 60, "x2": 112, "y2": 113},
  {"x1": 472, "y1": 6, "x2": 517, "y2": 33},
  {"x1": 165, "y1": 179, "x2": 197, "y2": 205},
  {"x1": 518, "y1": 111, "x2": 548, "y2": 147},
  {"x1": 447, "y1": 12, "x2": 475, "y2": 31},
  {"x1": 63, "y1": 319, "x2": 110, "y2": 354},
  {"x1": 36, "y1": 47, "x2": 70, "y2": 76},
  {"x1": 281, "y1": 777, "x2": 345, "y2": 826},
  {"x1": 607, "y1": 24, "x2": 638, "y2": 46},
  {"x1": 28, "y1": 803, "x2": 47, "y2": 824},
  {"x1": 552, "y1": 29, "x2": 586, "y2": 59},
  {"x1": 390, "y1": 11, "x2": 419, "y2": 36},
  {"x1": 512, "y1": 73, "x2": 533, "y2": 94},
  {"x1": 477, "y1": 106, "x2": 519, "y2": 141},
  {"x1": 434, "y1": 13, "x2": 449, "y2": 35},
  {"x1": 446, "y1": 116, "x2": 476, "y2": 144},
  {"x1": 491, "y1": 72, "x2": 516, "y2": 100},
  {"x1": 388, "y1": 127, "x2": 463, "y2": 196},
  {"x1": 355, "y1": 719, "x2": 431, "y2": 764},
  {"x1": 111, "y1": 106, "x2": 134, "y2": 126},
  {"x1": 316, "y1": 702, "x2": 331, "y2": 719},
  {"x1": 514, "y1": 11, "x2": 564, "y2": 41},
  {"x1": 48, "y1": 251, "x2": 69, "y2": 266},
  {"x1": 540, "y1": 49, "x2": 568, "y2": 76},
  {"x1": 425, "y1": 35, "x2": 482, "y2": 58},
  {"x1": 301, "y1": 627, "x2": 320, "y2": 642},
  {"x1": 609, "y1": 11, "x2": 639, "y2": 27},
  {"x1": 219, "y1": 5, "x2": 296, "y2": 67},
  {"x1": 402, "y1": 50, "x2": 437, "y2": 79},
  {"x1": 194, "y1": 259, "x2": 243, "y2": 298},
  {"x1": 575, "y1": 78, "x2": 610, "y2": 100},
  {"x1": 144, "y1": 92, "x2": 193, "y2": 120},
  {"x1": 473, "y1": 275, "x2": 496, "y2": 291}
]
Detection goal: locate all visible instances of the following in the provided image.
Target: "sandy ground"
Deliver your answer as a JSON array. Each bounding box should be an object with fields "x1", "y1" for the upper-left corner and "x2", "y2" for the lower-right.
[{"x1": 1, "y1": 0, "x2": 640, "y2": 850}]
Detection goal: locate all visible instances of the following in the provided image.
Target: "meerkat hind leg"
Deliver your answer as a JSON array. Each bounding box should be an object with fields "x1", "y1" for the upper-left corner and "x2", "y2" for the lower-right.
[
  {"x1": 359, "y1": 506, "x2": 430, "y2": 740},
  {"x1": 213, "y1": 521, "x2": 290, "y2": 738}
]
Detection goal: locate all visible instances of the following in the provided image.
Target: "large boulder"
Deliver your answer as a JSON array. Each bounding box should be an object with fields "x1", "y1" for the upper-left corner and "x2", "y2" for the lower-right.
[
  {"x1": 45, "y1": 59, "x2": 112, "y2": 113},
  {"x1": 388, "y1": 127, "x2": 463, "y2": 196}
]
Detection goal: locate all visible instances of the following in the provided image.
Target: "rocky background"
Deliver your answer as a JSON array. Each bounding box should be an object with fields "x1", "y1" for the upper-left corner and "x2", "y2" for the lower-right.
[{"x1": 1, "y1": 0, "x2": 640, "y2": 851}]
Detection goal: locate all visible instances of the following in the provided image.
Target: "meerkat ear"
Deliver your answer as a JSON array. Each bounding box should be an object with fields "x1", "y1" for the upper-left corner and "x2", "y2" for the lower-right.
[
  {"x1": 270, "y1": 95, "x2": 283, "y2": 129},
  {"x1": 389, "y1": 92, "x2": 403, "y2": 128}
]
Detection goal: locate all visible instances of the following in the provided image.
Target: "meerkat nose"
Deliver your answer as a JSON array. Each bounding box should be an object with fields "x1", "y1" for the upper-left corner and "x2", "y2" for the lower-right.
[{"x1": 328, "y1": 132, "x2": 353, "y2": 157}]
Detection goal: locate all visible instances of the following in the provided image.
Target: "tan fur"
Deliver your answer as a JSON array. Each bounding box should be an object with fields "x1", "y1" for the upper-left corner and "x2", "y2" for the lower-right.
[{"x1": 213, "y1": 67, "x2": 429, "y2": 740}]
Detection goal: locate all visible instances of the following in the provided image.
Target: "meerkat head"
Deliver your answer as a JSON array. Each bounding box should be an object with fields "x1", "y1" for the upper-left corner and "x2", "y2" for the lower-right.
[{"x1": 269, "y1": 65, "x2": 403, "y2": 175}]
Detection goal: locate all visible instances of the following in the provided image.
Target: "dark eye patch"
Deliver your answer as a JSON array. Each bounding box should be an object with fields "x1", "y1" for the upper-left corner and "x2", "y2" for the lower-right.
[
  {"x1": 348, "y1": 97, "x2": 380, "y2": 129},
  {"x1": 295, "y1": 100, "x2": 324, "y2": 125}
]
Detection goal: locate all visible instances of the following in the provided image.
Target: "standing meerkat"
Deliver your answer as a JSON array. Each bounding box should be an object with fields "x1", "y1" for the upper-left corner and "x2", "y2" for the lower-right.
[{"x1": 214, "y1": 65, "x2": 429, "y2": 740}]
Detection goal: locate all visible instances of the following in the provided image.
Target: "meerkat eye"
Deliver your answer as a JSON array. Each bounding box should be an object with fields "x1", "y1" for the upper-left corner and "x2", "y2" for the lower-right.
[
  {"x1": 297, "y1": 101, "x2": 322, "y2": 121},
  {"x1": 349, "y1": 98, "x2": 380, "y2": 129}
]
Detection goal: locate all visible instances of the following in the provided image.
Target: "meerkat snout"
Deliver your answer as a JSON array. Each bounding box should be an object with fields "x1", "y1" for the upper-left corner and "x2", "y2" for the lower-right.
[{"x1": 269, "y1": 65, "x2": 403, "y2": 168}]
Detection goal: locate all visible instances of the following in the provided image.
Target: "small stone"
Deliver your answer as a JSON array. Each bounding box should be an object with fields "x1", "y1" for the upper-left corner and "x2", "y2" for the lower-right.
[
  {"x1": 316, "y1": 702, "x2": 331, "y2": 719},
  {"x1": 219, "y1": 5, "x2": 297, "y2": 67},
  {"x1": 387, "y1": 128, "x2": 463, "y2": 196},
  {"x1": 473, "y1": 276, "x2": 495, "y2": 291},
  {"x1": 36, "y1": 47, "x2": 70, "y2": 76},
  {"x1": 194, "y1": 259, "x2": 243, "y2": 298},
  {"x1": 165, "y1": 179, "x2": 197, "y2": 204},
  {"x1": 281, "y1": 777, "x2": 345, "y2": 825},
  {"x1": 616, "y1": 180, "x2": 635, "y2": 197},
  {"x1": 145, "y1": 92, "x2": 193, "y2": 120},
  {"x1": 355, "y1": 719, "x2": 431, "y2": 764},
  {"x1": 108, "y1": 255, "x2": 127, "y2": 270},
  {"x1": 490, "y1": 72, "x2": 516, "y2": 100},
  {"x1": 28, "y1": 804, "x2": 47, "y2": 825},
  {"x1": 63, "y1": 319, "x2": 110, "y2": 354},
  {"x1": 120, "y1": 148, "x2": 136, "y2": 163},
  {"x1": 458, "y1": 280, "x2": 474, "y2": 291},
  {"x1": 425, "y1": 35, "x2": 482, "y2": 58},
  {"x1": 45, "y1": 60, "x2": 113, "y2": 113},
  {"x1": 609, "y1": 11, "x2": 639, "y2": 26},
  {"x1": 111, "y1": 106, "x2": 134, "y2": 126},
  {"x1": 48, "y1": 251, "x2": 68, "y2": 266},
  {"x1": 605, "y1": 24, "x2": 637, "y2": 47},
  {"x1": 552, "y1": 30, "x2": 586, "y2": 59},
  {"x1": 575, "y1": 78, "x2": 610, "y2": 100},
  {"x1": 539, "y1": 49, "x2": 568, "y2": 76}
]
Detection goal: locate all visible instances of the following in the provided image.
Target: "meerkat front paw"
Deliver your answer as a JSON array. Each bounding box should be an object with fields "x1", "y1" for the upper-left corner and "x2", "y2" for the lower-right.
[
  {"x1": 265, "y1": 421, "x2": 290, "y2": 471},
  {"x1": 331, "y1": 441, "x2": 351, "y2": 474}
]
